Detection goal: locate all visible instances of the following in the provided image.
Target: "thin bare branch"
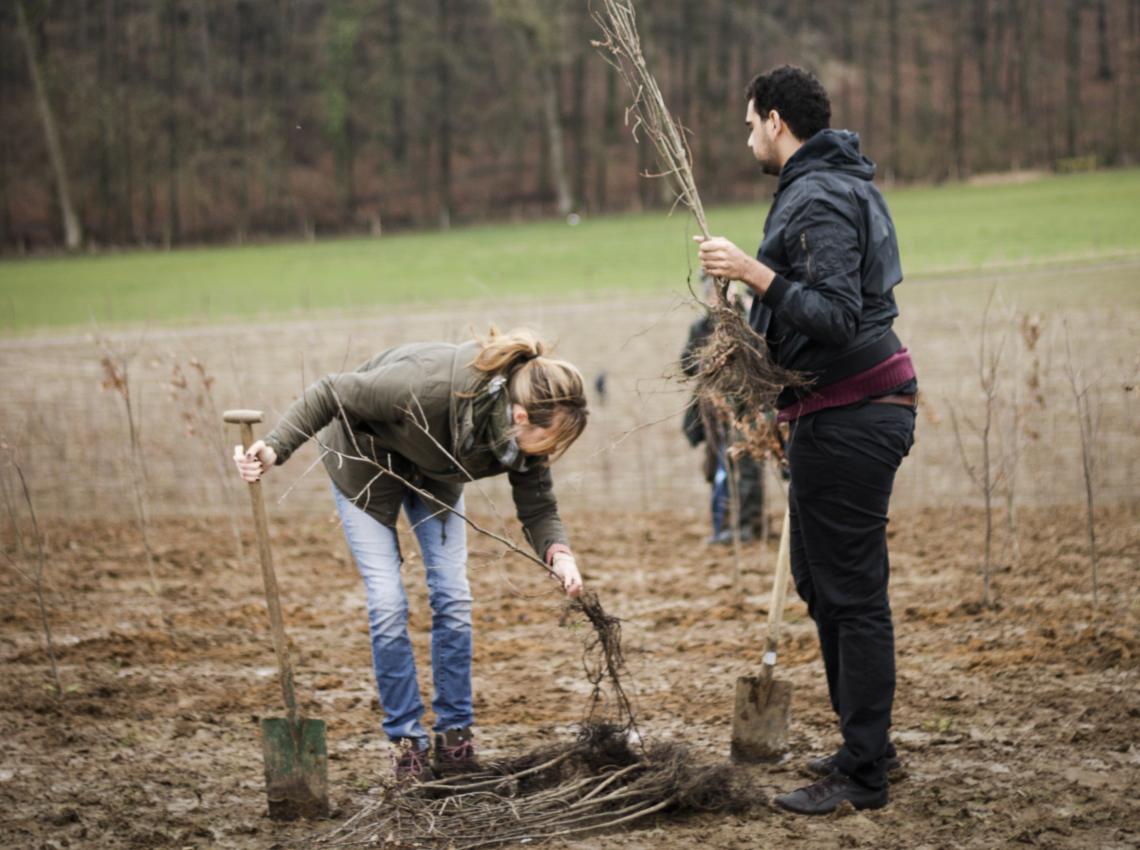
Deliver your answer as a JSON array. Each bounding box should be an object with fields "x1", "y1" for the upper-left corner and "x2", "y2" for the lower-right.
[
  {"x1": 1063, "y1": 321, "x2": 1101, "y2": 613},
  {"x1": 1, "y1": 445, "x2": 62, "y2": 699}
]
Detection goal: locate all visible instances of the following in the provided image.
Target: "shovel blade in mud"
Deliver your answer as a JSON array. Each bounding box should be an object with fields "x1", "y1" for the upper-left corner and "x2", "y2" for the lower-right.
[
  {"x1": 260, "y1": 717, "x2": 330, "y2": 821},
  {"x1": 730, "y1": 673, "x2": 792, "y2": 763}
]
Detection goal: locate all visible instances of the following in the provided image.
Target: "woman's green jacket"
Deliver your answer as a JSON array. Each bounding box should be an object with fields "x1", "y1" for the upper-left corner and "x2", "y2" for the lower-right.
[{"x1": 263, "y1": 340, "x2": 569, "y2": 560}]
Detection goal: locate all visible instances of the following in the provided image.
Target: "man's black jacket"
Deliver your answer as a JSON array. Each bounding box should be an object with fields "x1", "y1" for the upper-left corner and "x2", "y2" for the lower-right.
[{"x1": 749, "y1": 129, "x2": 904, "y2": 407}]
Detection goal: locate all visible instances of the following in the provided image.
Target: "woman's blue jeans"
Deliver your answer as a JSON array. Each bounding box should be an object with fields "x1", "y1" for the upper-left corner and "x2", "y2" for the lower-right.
[{"x1": 332, "y1": 485, "x2": 474, "y2": 749}]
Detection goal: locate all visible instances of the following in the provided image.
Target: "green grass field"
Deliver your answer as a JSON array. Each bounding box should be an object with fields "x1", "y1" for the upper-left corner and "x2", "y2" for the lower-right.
[{"x1": 2, "y1": 169, "x2": 1138, "y2": 331}]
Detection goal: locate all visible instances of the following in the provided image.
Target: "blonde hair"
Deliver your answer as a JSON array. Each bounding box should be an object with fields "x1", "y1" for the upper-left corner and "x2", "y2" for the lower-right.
[{"x1": 472, "y1": 327, "x2": 588, "y2": 461}]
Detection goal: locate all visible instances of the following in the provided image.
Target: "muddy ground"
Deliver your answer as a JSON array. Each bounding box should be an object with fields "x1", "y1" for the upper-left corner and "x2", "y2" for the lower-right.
[{"x1": 1, "y1": 502, "x2": 1137, "y2": 850}]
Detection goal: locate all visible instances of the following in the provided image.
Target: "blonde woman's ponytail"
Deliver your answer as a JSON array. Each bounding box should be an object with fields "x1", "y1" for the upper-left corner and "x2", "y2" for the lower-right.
[
  {"x1": 471, "y1": 326, "x2": 588, "y2": 461},
  {"x1": 471, "y1": 327, "x2": 546, "y2": 374}
]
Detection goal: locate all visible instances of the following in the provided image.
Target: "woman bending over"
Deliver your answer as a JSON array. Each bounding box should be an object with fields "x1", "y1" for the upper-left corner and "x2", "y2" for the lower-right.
[{"x1": 233, "y1": 328, "x2": 588, "y2": 781}]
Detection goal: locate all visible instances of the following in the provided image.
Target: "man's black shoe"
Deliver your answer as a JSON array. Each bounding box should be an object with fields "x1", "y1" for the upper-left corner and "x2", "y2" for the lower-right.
[
  {"x1": 774, "y1": 773, "x2": 888, "y2": 815},
  {"x1": 805, "y1": 752, "x2": 903, "y2": 780}
]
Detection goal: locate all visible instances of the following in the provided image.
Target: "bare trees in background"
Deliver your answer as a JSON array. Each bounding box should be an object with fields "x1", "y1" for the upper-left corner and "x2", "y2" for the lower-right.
[{"x1": 0, "y1": 0, "x2": 1138, "y2": 249}]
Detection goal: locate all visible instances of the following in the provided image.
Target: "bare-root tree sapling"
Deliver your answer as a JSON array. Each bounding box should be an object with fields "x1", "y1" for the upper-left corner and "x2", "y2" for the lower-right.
[
  {"x1": 1124, "y1": 357, "x2": 1138, "y2": 522},
  {"x1": 1001, "y1": 313, "x2": 1046, "y2": 567},
  {"x1": 96, "y1": 336, "x2": 172, "y2": 634},
  {"x1": 591, "y1": 0, "x2": 800, "y2": 471},
  {"x1": 1062, "y1": 321, "x2": 1102, "y2": 613},
  {"x1": 949, "y1": 288, "x2": 1009, "y2": 608},
  {"x1": 1, "y1": 438, "x2": 63, "y2": 698},
  {"x1": 168, "y1": 356, "x2": 244, "y2": 559},
  {"x1": 997, "y1": 308, "x2": 1034, "y2": 568},
  {"x1": 1, "y1": 457, "x2": 24, "y2": 556}
]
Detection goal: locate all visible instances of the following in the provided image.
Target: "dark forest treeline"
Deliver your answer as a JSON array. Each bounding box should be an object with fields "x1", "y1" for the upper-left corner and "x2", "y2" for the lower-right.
[{"x1": 2, "y1": 0, "x2": 1138, "y2": 251}]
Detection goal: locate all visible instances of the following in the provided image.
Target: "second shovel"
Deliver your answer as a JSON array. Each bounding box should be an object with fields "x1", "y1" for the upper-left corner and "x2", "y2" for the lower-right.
[{"x1": 730, "y1": 505, "x2": 793, "y2": 762}]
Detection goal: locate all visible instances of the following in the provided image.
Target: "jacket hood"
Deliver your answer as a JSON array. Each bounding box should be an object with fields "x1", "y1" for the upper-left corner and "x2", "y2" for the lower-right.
[
  {"x1": 453, "y1": 370, "x2": 530, "y2": 474},
  {"x1": 777, "y1": 129, "x2": 876, "y2": 192}
]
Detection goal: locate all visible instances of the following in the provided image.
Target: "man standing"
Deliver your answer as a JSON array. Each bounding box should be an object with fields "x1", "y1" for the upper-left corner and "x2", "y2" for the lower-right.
[{"x1": 697, "y1": 65, "x2": 917, "y2": 814}]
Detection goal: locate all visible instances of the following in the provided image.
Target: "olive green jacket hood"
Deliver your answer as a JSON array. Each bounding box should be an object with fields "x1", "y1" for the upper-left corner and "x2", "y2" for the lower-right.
[{"x1": 262, "y1": 340, "x2": 568, "y2": 559}]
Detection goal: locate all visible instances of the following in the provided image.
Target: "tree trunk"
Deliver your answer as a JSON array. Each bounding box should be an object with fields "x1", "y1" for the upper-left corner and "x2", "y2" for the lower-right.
[
  {"x1": 692, "y1": 1, "x2": 713, "y2": 192},
  {"x1": 16, "y1": 1, "x2": 82, "y2": 250},
  {"x1": 951, "y1": 4, "x2": 967, "y2": 178},
  {"x1": 195, "y1": 0, "x2": 220, "y2": 240},
  {"x1": 914, "y1": 26, "x2": 936, "y2": 172},
  {"x1": 1095, "y1": 0, "x2": 1113, "y2": 80},
  {"x1": 437, "y1": 0, "x2": 452, "y2": 229},
  {"x1": 678, "y1": 0, "x2": 695, "y2": 125},
  {"x1": 973, "y1": 0, "x2": 991, "y2": 117},
  {"x1": 594, "y1": 60, "x2": 618, "y2": 211},
  {"x1": 387, "y1": 0, "x2": 407, "y2": 165},
  {"x1": 164, "y1": 0, "x2": 181, "y2": 247},
  {"x1": 96, "y1": 0, "x2": 115, "y2": 243},
  {"x1": 888, "y1": 0, "x2": 901, "y2": 181},
  {"x1": 236, "y1": 2, "x2": 251, "y2": 242},
  {"x1": 1066, "y1": 0, "x2": 1082, "y2": 158},
  {"x1": 0, "y1": 42, "x2": 10, "y2": 247},
  {"x1": 195, "y1": 0, "x2": 214, "y2": 102},
  {"x1": 1107, "y1": 64, "x2": 1121, "y2": 163},
  {"x1": 861, "y1": 2, "x2": 879, "y2": 156},
  {"x1": 570, "y1": 50, "x2": 587, "y2": 213},
  {"x1": 1014, "y1": 0, "x2": 1035, "y2": 169},
  {"x1": 539, "y1": 62, "x2": 573, "y2": 216},
  {"x1": 838, "y1": 3, "x2": 855, "y2": 129},
  {"x1": 711, "y1": 0, "x2": 734, "y2": 196},
  {"x1": 270, "y1": 0, "x2": 297, "y2": 234}
]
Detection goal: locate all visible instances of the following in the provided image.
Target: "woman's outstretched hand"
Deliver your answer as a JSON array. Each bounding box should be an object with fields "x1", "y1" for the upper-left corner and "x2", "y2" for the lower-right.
[
  {"x1": 232, "y1": 439, "x2": 277, "y2": 483},
  {"x1": 551, "y1": 552, "x2": 583, "y2": 598}
]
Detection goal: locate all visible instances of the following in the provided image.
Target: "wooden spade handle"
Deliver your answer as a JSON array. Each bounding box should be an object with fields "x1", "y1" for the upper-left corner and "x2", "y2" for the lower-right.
[
  {"x1": 226, "y1": 409, "x2": 299, "y2": 726},
  {"x1": 762, "y1": 506, "x2": 793, "y2": 666}
]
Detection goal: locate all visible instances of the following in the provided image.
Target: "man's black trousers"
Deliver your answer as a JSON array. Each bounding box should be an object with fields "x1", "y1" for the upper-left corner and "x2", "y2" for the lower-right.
[{"x1": 786, "y1": 400, "x2": 916, "y2": 790}]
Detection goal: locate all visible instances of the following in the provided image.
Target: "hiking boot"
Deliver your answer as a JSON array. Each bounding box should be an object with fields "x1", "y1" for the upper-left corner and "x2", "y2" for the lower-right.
[
  {"x1": 393, "y1": 738, "x2": 431, "y2": 783},
  {"x1": 432, "y1": 727, "x2": 480, "y2": 776},
  {"x1": 774, "y1": 772, "x2": 888, "y2": 815},
  {"x1": 805, "y1": 753, "x2": 903, "y2": 781}
]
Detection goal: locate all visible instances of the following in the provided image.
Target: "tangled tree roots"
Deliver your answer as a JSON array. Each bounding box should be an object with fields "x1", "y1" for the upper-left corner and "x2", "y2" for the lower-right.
[
  {"x1": 695, "y1": 302, "x2": 804, "y2": 424},
  {"x1": 575, "y1": 590, "x2": 637, "y2": 727},
  {"x1": 316, "y1": 724, "x2": 767, "y2": 849},
  {"x1": 315, "y1": 596, "x2": 767, "y2": 849}
]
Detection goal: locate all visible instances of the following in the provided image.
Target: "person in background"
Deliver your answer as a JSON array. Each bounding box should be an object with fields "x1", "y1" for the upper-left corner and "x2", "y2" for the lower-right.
[
  {"x1": 680, "y1": 280, "x2": 765, "y2": 545},
  {"x1": 233, "y1": 328, "x2": 587, "y2": 782}
]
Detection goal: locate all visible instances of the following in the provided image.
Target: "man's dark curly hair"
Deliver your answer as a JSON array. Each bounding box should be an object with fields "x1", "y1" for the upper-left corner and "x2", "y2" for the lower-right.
[{"x1": 746, "y1": 65, "x2": 831, "y2": 141}]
